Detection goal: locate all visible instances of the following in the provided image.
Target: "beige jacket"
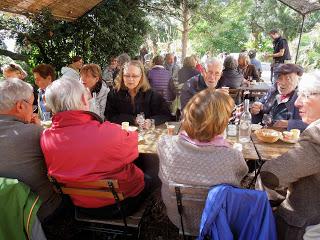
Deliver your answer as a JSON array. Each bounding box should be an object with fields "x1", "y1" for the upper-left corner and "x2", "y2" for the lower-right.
[{"x1": 259, "y1": 119, "x2": 320, "y2": 229}]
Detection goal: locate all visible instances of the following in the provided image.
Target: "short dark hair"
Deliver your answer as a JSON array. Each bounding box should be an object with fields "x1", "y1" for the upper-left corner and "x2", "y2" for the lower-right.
[
  {"x1": 71, "y1": 56, "x2": 82, "y2": 63},
  {"x1": 248, "y1": 50, "x2": 256, "y2": 59},
  {"x1": 152, "y1": 55, "x2": 164, "y2": 65},
  {"x1": 32, "y1": 64, "x2": 56, "y2": 81},
  {"x1": 269, "y1": 29, "x2": 279, "y2": 34}
]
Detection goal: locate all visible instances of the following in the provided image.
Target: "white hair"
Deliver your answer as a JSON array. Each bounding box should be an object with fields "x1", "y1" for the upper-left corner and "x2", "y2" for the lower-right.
[
  {"x1": 1, "y1": 63, "x2": 28, "y2": 79},
  {"x1": 298, "y1": 70, "x2": 320, "y2": 94},
  {"x1": 0, "y1": 78, "x2": 33, "y2": 112},
  {"x1": 204, "y1": 57, "x2": 223, "y2": 71},
  {"x1": 45, "y1": 77, "x2": 87, "y2": 113}
]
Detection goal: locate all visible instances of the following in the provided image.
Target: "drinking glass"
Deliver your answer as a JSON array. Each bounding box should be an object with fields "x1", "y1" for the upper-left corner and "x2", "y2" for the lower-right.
[
  {"x1": 262, "y1": 114, "x2": 272, "y2": 128},
  {"x1": 149, "y1": 119, "x2": 155, "y2": 132},
  {"x1": 136, "y1": 112, "x2": 145, "y2": 131},
  {"x1": 42, "y1": 112, "x2": 51, "y2": 121}
]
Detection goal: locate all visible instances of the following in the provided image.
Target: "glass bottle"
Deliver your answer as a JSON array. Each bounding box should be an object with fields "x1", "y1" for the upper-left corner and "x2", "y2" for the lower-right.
[{"x1": 239, "y1": 99, "x2": 252, "y2": 143}]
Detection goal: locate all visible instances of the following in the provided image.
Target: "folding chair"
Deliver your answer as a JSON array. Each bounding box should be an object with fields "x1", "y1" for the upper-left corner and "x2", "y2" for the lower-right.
[
  {"x1": 48, "y1": 175, "x2": 148, "y2": 239},
  {"x1": 168, "y1": 183, "x2": 210, "y2": 239}
]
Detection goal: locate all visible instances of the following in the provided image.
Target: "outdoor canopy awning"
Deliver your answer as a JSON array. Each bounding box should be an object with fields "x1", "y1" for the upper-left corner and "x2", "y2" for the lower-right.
[
  {"x1": 277, "y1": 0, "x2": 320, "y2": 63},
  {"x1": 0, "y1": 0, "x2": 103, "y2": 21},
  {"x1": 278, "y1": 0, "x2": 320, "y2": 15}
]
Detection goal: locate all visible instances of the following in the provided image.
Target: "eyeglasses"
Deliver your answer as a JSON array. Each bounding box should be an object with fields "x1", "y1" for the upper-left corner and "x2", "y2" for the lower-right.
[
  {"x1": 123, "y1": 74, "x2": 141, "y2": 79},
  {"x1": 297, "y1": 92, "x2": 320, "y2": 100},
  {"x1": 23, "y1": 99, "x2": 33, "y2": 105},
  {"x1": 22, "y1": 99, "x2": 37, "y2": 112}
]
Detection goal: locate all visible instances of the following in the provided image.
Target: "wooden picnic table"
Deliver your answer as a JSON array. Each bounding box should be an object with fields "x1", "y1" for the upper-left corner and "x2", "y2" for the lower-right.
[
  {"x1": 138, "y1": 122, "x2": 259, "y2": 160},
  {"x1": 239, "y1": 82, "x2": 271, "y2": 92},
  {"x1": 251, "y1": 132, "x2": 297, "y2": 161}
]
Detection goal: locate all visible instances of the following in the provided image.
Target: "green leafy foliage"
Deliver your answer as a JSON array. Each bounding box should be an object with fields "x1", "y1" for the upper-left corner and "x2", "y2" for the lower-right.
[{"x1": 190, "y1": 0, "x2": 252, "y2": 55}]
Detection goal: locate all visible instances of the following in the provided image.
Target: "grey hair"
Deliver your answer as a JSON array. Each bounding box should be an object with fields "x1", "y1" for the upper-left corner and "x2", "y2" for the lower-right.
[
  {"x1": 223, "y1": 56, "x2": 238, "y2": 70},
  {"x1": 0, "y1": 78, "x2": 33, "y2": 112},
  {"x1": 298, "y1": 70, "x2": 320, "y2": 94},
  {"x1": 204, "y1": 57, "x2": 223, "y2": 71},
  {"x1": 45, "y1": 77, "x2": 88, "y2": 113},
  {"x1": 117, "y1": 53, "x2": 131, "y2": 67}
]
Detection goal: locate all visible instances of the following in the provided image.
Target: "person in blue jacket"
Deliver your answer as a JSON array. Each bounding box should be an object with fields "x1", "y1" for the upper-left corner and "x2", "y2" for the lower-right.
[{"x1": 251, "y1": 63, "x2": 308, "y2": 131}]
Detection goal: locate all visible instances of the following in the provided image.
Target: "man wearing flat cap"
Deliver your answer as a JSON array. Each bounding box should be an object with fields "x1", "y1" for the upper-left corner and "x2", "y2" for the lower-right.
[{"x1": 251, "y1": 63, "x2": 308, "y2": 131}]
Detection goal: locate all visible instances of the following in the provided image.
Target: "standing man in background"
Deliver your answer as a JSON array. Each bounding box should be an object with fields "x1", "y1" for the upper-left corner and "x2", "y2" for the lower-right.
[
  {"x1": 164, "y1": 53, "x2": 180, "y2": 84},
  {"x1": 266, "y1": 29, "x2": 291, "y2": 83}
]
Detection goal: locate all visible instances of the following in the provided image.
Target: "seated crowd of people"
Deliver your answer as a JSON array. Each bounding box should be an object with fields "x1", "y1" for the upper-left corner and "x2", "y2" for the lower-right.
[{"x1": 1, "y1": 49, "x2": 320, "y2": 239}]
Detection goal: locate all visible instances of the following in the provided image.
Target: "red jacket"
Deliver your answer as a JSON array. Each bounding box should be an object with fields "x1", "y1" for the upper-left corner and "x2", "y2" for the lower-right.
[{"x1": 41, "y1": 111, "x2": 144, "y2": 208}]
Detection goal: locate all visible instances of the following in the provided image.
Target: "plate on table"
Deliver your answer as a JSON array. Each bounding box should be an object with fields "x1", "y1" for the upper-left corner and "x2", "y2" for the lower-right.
[
  {"x1": 279, "y1": 134, "x2": 298, "y2": 144},
  {"x1": 251, "y1": 124, "x2": 262, "y2": 131},
  {"x1": 41, "y1": 120, "x2": 52, "y2": 129}
]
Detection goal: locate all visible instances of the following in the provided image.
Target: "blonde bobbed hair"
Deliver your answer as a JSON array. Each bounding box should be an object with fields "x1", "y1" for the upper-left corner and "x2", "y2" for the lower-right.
[{"x1": 182, "y1": 89, "x2": 234, "y2": 142}]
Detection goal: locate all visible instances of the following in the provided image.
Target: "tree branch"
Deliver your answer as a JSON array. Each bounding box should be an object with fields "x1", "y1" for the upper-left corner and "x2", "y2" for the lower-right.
[{"x1": 0, "y1": 48, "x2": 28, "y2": 62}]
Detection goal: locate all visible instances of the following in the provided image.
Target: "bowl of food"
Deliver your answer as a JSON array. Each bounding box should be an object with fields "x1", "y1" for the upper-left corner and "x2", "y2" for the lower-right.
[{"x1": 255, "y1": 129, "x2": 281, "y2": 143}]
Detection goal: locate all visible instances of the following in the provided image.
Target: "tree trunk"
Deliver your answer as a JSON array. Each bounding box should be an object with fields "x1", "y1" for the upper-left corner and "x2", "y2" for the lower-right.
[{"x1": 181, "y1": 0, "x2": 190, "y2": 61}]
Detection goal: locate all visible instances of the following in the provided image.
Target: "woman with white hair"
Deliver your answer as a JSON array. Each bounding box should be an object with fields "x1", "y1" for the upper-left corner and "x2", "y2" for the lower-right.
[
  {"x1": 257, "y1": 71, "x2": 320, "y2": 239},
  {"x1": 2, "y1": 63, "x2": 28, "y2": 80},
  {"x1": 41, "y1": 77, "x2": 153, "y2": 218}
]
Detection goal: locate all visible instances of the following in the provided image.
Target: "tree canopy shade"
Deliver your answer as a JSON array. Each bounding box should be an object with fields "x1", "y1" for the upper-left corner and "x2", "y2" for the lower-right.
[
  {"x1": 0, "y1": 0, "x2": 102, "y2": 21},
  {"x1": 277, "y1": 0, "x2": 320, "y2": 15}
]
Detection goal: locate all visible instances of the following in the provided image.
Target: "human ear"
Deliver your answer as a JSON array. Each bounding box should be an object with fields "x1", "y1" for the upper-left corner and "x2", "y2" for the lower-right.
[{"x1": 81, "y1": 93, "x2": 90, "y2": 111}]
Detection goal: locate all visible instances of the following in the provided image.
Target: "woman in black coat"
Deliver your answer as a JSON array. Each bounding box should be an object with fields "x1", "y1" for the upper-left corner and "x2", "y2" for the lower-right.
[{"x1": 105, "y1": 60, "x2": 172, "y2": 126}]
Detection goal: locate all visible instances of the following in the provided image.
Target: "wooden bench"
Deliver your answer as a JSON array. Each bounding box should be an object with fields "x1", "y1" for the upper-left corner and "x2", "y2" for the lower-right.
[{"x1": 48, "y1": 176, "x2": 148, "y2": 239}]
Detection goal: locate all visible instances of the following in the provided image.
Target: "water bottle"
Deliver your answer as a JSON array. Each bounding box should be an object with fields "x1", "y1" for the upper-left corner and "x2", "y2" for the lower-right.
[{"x1": 239, "y1": 99, "x2": 252, "y2": 143}]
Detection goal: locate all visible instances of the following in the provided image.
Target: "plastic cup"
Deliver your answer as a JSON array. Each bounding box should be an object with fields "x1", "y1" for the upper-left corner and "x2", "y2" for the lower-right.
[
  {"x1": 167, "y1": 125, "x2": 175, "y2": 135},
  {"x1": 121, "y1": 122, "x2": 129, "y2": 131},
  {"x1": 290, "y1": 129, "x2": 300, "y2": 140}
]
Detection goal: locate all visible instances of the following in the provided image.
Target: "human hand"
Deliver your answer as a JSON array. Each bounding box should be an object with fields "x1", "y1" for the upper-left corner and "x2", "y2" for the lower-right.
[
  {"x1": 251, "y1": 102, "x2": 263, "y2": 115},
  {"x1": 242, "y1": 79, "x2": 250, "y2": 86},
  {"x1": 217, "y1": 88, "x2": 229, "y2": 95},
  {"x1": 273, "y1": 120, "x2": 288, "y2": 128},
  {"x1": 30, "y1": 113, "x2": 41, "y2": 125}
]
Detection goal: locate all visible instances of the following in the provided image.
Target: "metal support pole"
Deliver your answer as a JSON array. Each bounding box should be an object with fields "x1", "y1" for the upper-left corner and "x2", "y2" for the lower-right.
[{"x1": 295, "y1": 14, "x2": 305, "y2": 64}]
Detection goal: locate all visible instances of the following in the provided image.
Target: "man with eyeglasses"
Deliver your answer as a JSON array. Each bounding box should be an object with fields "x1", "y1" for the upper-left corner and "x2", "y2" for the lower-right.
[
  {"x1": 0, "y1": 79, "x2": 62, "y2": 223},
  {"x1": 257, "y1": 70, "x2": 320, "y2": 240},
  {"x1": 180, "y1": 58, "x2": 224, "y2": 110},
  {"x1": 251, "y1": 63, "x2": 308, "y2": 131}
]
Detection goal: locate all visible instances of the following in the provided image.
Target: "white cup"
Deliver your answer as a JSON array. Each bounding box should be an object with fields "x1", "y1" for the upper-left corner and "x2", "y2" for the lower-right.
[
  {"x1": 121, "y1": 122, "x2": 129, "y2": 131},
  {"x1": 167, "y1": 125, "x2": 175, "y2": 135}
]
